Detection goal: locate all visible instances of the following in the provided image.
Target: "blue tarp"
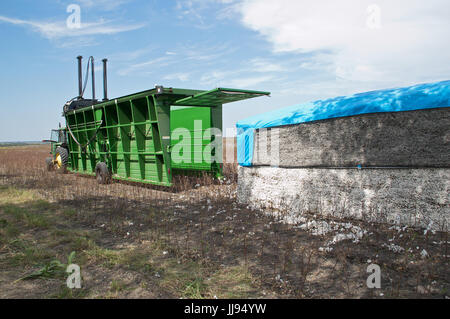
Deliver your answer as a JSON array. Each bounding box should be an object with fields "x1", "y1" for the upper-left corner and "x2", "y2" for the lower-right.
[{"x1": 236, "y1": 80, "x2": 450, "y2": 167}]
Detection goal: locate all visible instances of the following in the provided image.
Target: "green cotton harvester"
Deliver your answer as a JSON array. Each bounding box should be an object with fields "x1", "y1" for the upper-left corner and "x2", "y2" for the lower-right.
[{"x1": 44, "y1": 56, "x2": 270, "y2": 186}]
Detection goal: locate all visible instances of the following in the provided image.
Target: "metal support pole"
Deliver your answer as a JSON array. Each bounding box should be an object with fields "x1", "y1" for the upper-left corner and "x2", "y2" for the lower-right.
[
  {"x1": 91, "y1": 57, "x2": 95, "y2": 101},
  {"x1": 102, "y1": 58, "x2": 108, "y2": 101},
  {"x1": 77, "y1": 56, "x2": 83, "y2": 98}
]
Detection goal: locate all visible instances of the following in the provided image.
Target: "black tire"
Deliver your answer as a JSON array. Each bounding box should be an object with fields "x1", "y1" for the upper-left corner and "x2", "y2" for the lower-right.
[
  {"x1": 55, "y1": 146, "x2": 69, "y2": 173},
  {"x1": 45, "y1": 157, "x2": 54, "y2": 171},
  {"x1": 95, "y1": 162, "x2": 111, "y2": 184}
]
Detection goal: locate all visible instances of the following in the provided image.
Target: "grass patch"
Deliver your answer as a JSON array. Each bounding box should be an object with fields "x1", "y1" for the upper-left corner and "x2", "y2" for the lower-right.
[
  {"x1": 2, "y1": 205, "x2": 50, "y2": 229},
  {"x1": 183, "y1": 277, "x2": 206, "y2": 299},
  {"x1": 0, "y1": 218, "x2": 8, "y2": 227},
  {"x1": 83, "y1": 245, "x2": 122, "y2": 268},
  {"x1": 0, "y1": 186, "x2": 35, "y2": 205},
  {"x1": 1, "y1": 223, "x2": 20, "y2": 241},
  {"x1": 83, "y1": 244, "x2": 161, "y2": 272},
  {"x1": 1, "y1": 199, "x2": 51, "y2": 230},
  {"x1": 8, "y1": 246, "x2": 54, "y2": 268},
  {"x1": 110, "y1": 280, "x2": 127, "y2": 293},
  {"x1": 70, "y1": 236, "x2": 95, "y2": 252},
  {"x1": 2, "y1": 204, "x2": 23, "y2": 219},
  {"x1": 7, "y1": 238, "x2": 29, "y2": 251},
  {"x1": 105, "y1": 280, "x2": 131, "y2": 299},
  {"x1": 159, "y1": 259, "x2": 207, "y2": 298},
  {"x1": 23, "y1": 212, "x2": 50, "y2": 228},
  {"x1": 120, "y1": 249, "x2": 154, "y2": 272},
  {"x1": 62, "y1": 209, "x2": 77, "y2": 218},
  {"x1": 206, "y1": 265, "x2": 259, "y2": 298},
  {"x1": 31, "y1": 200, "x2": 54, "y2": 211},
  {"x1": 51, "y1": 286, "x2": 90, "y2": 299}
]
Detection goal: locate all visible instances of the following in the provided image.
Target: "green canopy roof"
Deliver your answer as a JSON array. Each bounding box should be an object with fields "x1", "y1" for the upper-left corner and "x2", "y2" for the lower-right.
[{"x1": 174, "y1": 88, "x2": 270, "y2": 107}]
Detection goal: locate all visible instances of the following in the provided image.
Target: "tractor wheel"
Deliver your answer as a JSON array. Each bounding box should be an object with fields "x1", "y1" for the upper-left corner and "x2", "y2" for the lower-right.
[
  {"x1": 55, "y1": 146, "x2": 69, "y2": 173},
  {"x1": 45, "y1": 157, "x2": 54, "y2": 171},
  {"x1": 95, "y1": 162, "x2": 111, "y2": 184}
]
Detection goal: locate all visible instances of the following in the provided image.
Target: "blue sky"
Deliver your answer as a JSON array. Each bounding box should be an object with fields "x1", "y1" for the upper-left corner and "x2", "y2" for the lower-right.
[{"x1": 0, "y1": 0, "x2": 449, "y2": 141}]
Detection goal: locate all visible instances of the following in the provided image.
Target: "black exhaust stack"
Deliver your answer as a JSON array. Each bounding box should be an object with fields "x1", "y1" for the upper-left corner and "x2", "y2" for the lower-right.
[
  {"x1": 66, "y1": 55, "x2": 101, "y2": 112},
  {"x1": 91, "y1": 57, "x2": 95, "y2": 101},
  {"x1": 77, "y1": 56, "x2": 83, "y2": 99},
  {"x1": 102, "y1": 58, "x2": 108, "y2": 101}
]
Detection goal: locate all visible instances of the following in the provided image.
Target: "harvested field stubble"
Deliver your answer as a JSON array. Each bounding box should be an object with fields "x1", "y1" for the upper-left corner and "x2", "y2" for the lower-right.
[{"x1": 0, "y1": 145, "x2": 448, "y2": 299}]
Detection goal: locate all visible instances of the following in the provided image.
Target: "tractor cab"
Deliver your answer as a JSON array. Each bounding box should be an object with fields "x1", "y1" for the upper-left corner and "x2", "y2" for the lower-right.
[{"x1": 43, "y1": 128, "x2": 69, "y2": 172}]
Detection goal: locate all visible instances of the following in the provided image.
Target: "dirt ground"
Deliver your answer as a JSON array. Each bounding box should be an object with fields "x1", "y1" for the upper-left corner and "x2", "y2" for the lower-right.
[{"x1": 0, "y1": 145, "x2": 448, "y2": 299}]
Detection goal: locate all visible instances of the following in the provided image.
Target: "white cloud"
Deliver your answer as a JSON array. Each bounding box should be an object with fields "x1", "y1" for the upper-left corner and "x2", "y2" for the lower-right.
[
  {"x1": 183, "y1": 42, "x2": 235, "y2": 61},
  {"x1": 0, "y1": 15, "x2": 144, "y2": 40},
  {"x1": 119, "y1": 57, "x2": 167, "y2": 75},
  {"x1": 115, "y1": 42, "x2": 236, "y2": 78},
  {"x1": 200, "y1": 70, "x2": 239, "y2": 83},
  {"x1": 163, "y1": 73, "x2": 190, "y2": 82},
  {"x1": 117, "y1": 56, "x2": 171, "y2": 76},
  {"x1": 176, "y1": 0, "x2": 208, "y2": 27},
  {"x1": 235, "y1": 0, "x2": 450, "y2": 84},
  {"x1": 199, "y1": 67, "x2": 274, "y2": 87},
  {"x1": 228, "y1": 75, "x2": 273, "y2": 88},
  {"x1": 76, "y1": 0, "x2": 130, "y2": 11},
  {"x1": 54, "y1": 37, "x2": 99, "y2": 48},
  {"x1": 108, "y1": 47, "x2": 156, "y2": 63},
  {"x1": 249, "y1": 58, "x2": 286, "y2": 73}
]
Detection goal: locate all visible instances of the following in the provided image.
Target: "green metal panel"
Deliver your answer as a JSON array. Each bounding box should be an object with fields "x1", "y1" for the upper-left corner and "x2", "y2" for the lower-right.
[
  {"x1": 66, "y1": 93, "x2": 173, "y2": 186},
  {"x1": 64, "y1": 87, "x2": 270, "y2": 186},
  {"x1": 170, "y1": 107, "x2": 213, "y2": 172},
  {"x1": 173, "y1": 88, "x2": 270, "y2": 107}
]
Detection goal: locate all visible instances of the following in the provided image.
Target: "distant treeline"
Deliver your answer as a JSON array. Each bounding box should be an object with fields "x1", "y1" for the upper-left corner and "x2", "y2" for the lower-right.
[{"x1": 0, "y1": 141, "x2": 44, "y2": 147}]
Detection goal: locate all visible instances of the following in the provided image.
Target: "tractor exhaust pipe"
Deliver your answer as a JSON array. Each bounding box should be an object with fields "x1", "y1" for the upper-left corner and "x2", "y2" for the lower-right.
[
  {"x1": 102, "y1": 58, "x2": 108, "y2": 101},
  {"x1": 91, "y1": 57, "x2": 95, "y2": 101},
  {"x1": 77, "y1": 56, "x2": 83, "y2": 98}
]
